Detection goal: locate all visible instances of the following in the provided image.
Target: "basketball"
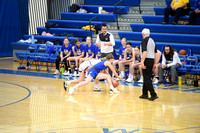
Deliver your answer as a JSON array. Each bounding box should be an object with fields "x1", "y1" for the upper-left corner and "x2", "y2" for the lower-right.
[
  {"x1": 112, "y1": 78, "x2": 119, "y2": 88},
  {"x1": 179, "y1": 49, "x2": 187, "y2": 55}
]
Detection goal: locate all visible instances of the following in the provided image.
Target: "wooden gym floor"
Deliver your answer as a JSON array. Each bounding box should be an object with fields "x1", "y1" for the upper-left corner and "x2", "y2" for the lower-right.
[{"x1": 0, "y1": 58, "x2": 200, "y2": 133}]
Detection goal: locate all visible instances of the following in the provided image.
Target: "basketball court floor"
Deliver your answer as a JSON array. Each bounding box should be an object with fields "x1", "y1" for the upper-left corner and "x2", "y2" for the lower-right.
[{"x1": 0, "y1": 58, "x2": 200, "y2": 133}]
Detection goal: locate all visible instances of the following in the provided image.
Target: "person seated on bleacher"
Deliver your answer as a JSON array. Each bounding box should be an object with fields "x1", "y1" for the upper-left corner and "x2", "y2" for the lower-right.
[
  {"x1": 68, "y1": 39, "x2": 85, "y2": 76},
  {"x1": 158, "y1": 45, "x2": 181, "y2": 85},
  {"x1": 79, "y1": 36, "x2": 97, "y2": 64},
  {"x1": 163, "y1": 0, "x2": 189, "y2": 25},
  {"x1": 112, "y1": 38, "x2": 127, "y2": 77},
  {"x1": 54, "y1": 37, "x2": 72, "y2": 75},
  {"x1": 118, "y1": 42, "x2": 135, "y2": 80},
  {"x1": 189, "y1": 0, "x2": 200, "y2": 25},
  {"x1": 126, "y1": 46, "x2": 143, "y2": 83},
  {"x1": 153, "y1": 50, "x2": 162, "y2": 84},
  {"x1": 95, "y1": 44, "x2": 101, "y2": 60}
]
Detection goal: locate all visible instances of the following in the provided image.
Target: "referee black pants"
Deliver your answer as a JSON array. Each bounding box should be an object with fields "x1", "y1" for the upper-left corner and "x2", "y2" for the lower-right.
[{"x1": 142, "y1": 58, "x2": 157, "y2": 97}]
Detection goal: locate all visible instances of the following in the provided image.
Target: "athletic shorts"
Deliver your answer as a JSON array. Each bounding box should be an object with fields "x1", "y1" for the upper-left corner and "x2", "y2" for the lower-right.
[{"x1": 88, "y1": 68, "x2": 99, "y2": 79}]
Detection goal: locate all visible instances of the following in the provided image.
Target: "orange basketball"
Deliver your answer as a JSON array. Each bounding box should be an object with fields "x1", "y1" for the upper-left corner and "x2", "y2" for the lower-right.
[
  {"x1": 112, "y1": 78, "x2": 119, "y2": 88},
  {"x1": 179, "y1": 49, "x2": 187, "y2": 55}
]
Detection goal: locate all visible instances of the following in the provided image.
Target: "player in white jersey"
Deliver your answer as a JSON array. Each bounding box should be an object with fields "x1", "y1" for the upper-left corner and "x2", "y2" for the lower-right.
[{"x1": 64, "y1": 59, "x2": 102, "y2": 91}]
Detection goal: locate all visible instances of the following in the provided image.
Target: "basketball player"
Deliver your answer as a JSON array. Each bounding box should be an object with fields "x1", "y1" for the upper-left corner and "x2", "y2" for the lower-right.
[
  {"x1": 64, "y1": 59, "x2": 102, "y2": 91},
  {"x1": 68, "y1": 54, "x2": 120, "y2": 95}
]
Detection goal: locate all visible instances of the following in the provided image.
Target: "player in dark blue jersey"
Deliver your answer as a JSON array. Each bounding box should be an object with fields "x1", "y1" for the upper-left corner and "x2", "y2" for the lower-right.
[
  {"x1": 126, "y1": 46, "x2": 143, "y2": 82},
  {"x1": 95, "y1": 45, "x2": 101, "y2": 60},
  {"x1": 112, "y1": 38, "x2": 127, "y2": 77},
  {"x1": 68, "y1": 54, "x2": 120, "y2": 95},
  {"x1": 118, "y1": 42, "x2": 135, "y2": 80},
  {"x1": 68, "y1": 39, "x2": 85, "y2": 76},
  {"x1": 79, "y1": 37, "x2": 97, "y2": 64},
  {"x1": 54, "y1": 37, "x2": 72, "y2": 75}
]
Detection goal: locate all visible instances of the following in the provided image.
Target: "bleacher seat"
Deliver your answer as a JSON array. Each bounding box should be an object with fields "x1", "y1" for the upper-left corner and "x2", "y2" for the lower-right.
[
  {"x1": 61, "y1": 12, "x2": 117, "y2": 22},
  {"x1": 23, "y1": 35, "x2": 83, "y2": 45},
  {"x1": 114, "y1": 40, "x2": 200, "y2": 54},
  {"x1": 36, "y1": 27, "x2": 94, "y2": 37},
  {"x1": 48, "y1": 20, "x2": 106, "y2": 29},
  {"x1": 130, "y1": 23, "x2": 200, "y2": 34},
  {"x1": 142, "y1": 15, "x2": 200, "y2": 24},
  {"x1": 118, "y1": 31, "x2": 200, "y2": 44},
  {"x1": 84, "y1": 0, "x2": 140, "y2": 6},
  {"x1": 78, "y1": 5, "x2": 129, "y2": 14}
]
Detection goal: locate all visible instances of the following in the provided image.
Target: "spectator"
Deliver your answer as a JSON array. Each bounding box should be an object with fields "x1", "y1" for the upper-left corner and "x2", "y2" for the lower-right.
[
  {"x1": 163, "y1": 0, "x2": 189, "y2": 25},
  {"x1": 189, "y1": 0, "x2": 200, "y2": 25},
  {"x1": 158, "y1": 45, "x2": 181, "y2": 85},
  {"x1": 54, "y1": 37, "x2": 72, "y2": 75},
  {"x1": 126, "y1": 46, "x2": 143, "y2": 83},
  {"x1": 68, "y1": 39, "x2": 85, "y2": 76},
  {"x1": 79, "y1": 36, "x2": 97, "y2": 64},
  {"x1": 139, "y1": 28, "x2": 158, "y2": 101},
  {"x1": 112, "y1": 38, "x2": 127, "y2": 77},
  {"x1": 118, "y1": 42, "x2": 135, "y2": 80}
]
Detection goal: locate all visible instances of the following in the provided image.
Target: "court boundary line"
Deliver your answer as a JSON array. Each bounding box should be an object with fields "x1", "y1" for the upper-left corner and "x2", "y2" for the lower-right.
[{"x1": 0, "y1": 81, "x2": 31, "y2": 107}]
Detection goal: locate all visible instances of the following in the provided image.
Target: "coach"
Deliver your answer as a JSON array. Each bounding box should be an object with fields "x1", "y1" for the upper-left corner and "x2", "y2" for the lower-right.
[{"x1": 140, "y1": 28, "x2": 159, "y2": 101}]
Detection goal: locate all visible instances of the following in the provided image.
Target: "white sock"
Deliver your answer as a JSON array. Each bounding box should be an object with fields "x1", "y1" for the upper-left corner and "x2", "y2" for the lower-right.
[
  {"x1": 121, "y1": 71, "x2": 125, "y2": 77},
  {"x1": 73, "y1": 85, "x2": 78, "y2": 90},
  {"x1": 110, "y1": 85, "x2": 115, "y2": 90},
  {"x1": 94, "y1": 84, "x2": 99, "y2": 88},
  {"x1": 67, "y1": 81, "x2": 71, "y2": 85},
  {"x1": 141, "y1": 76, "x2": 143, "y2": 79}
]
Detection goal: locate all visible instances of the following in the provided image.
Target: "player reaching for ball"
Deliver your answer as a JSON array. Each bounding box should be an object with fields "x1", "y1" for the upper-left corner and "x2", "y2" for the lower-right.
[{"x1": 68, "y1": 54, "x2": 121, "y2": 95}]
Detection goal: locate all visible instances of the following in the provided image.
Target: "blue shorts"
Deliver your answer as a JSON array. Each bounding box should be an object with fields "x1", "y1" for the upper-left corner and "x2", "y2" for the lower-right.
[{"x1": 88, "y1": 68, "x2": 99, "y2": 79}]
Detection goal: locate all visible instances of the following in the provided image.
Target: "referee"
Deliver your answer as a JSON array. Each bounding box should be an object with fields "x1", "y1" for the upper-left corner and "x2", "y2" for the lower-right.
[{"x1": 140, "y1": 28, "x2": 159, "y2": 101}]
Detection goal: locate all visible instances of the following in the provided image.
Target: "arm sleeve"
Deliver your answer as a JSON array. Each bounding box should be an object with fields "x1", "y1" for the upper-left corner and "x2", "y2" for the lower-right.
[
  {"x1": 141, "y1": 39, "x2": 147, "y2": 52},
  {"x1": 162, "y1": 54, "x2": 166, "y2": 65},
  {"x1": 167, "y1": 52, "x2": 179, "y2": 67},
  {"x1": 154, "y1": 44, "x2": 157, "y2": 53},
  {"x1": 110, "y1": 34, "x2": 115, "y2": 46}
]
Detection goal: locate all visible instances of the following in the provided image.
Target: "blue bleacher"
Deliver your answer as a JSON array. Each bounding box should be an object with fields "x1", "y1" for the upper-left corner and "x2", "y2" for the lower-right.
[
  {"x1": 47, "y1": 20, "x2": 106, "y2": 29},
  {"x1": 165, "y1": 0, "x2": 196, "y2": 7},
  {"x1": 142, "y1": 15, "x2": 200, "y2": 24},
  {"x1": 37, "y1": 27, "x2": 94, "y2": 37},
  {"x1": 23, "y1": 35, "x2": 83, "y2": 44},
  {"x1": 84, "y1": 0, "x2": 140, "y2": 6},
  {"x1": 118, "y1": 31, "x2": 200, "y2": 44},
  {"x1": 130, "y1": 23, "x2": 200, "y2": 34},
  {"x1": 154, "y1": 7, "x2": 195, "y2": 15},
  {"x1": 78, "y1": 5, "x2": 129, "y2": 14},
  {"x1": 114, "y1": 40, "x2": 200, "y2": 54},
  {"x1": 60, "y1": 12, "x2": 117, "y2": 22}
]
